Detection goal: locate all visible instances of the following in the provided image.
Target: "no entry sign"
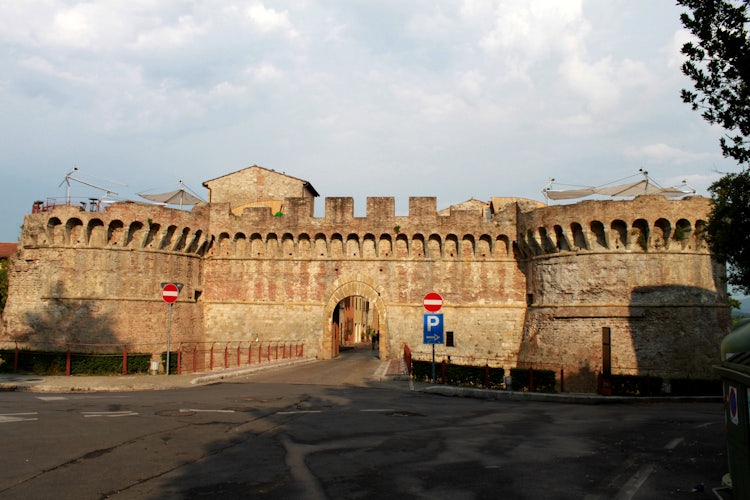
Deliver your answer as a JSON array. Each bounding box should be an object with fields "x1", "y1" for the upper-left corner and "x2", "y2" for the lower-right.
[
  {"x1": 423, "y1": 292, "x2": 443, "y2": 312},
  {"x1": 162, "y1": 283, "x2": 180, "y2": 303}
]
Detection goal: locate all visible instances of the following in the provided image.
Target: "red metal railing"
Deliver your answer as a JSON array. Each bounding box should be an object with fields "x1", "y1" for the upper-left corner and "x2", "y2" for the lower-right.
[{"x1": 0, "y1": 340, "x2": 305, "y2": 376}]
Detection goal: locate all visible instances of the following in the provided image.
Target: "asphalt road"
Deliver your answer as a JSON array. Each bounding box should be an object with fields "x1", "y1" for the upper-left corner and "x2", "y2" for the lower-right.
[{"x1": 0, "y1": 346, "x2": 728, "y2": 499}]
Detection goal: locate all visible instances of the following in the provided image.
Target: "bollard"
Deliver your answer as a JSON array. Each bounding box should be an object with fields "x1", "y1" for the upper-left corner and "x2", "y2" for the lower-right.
[
  {"x1": 122, "y1": 345, "x2": 128, "y2": 375},
  {"x1": 177, "y1": 346, "x2": 182, "y2": 375},
  {"x1": 66, "y1": 348, "x2": 71, "y2": 376},
  {"x1": 560, "y1": 368, "x2": 565, "y2": 393},
  {"x1": 193, "y1": 345, "x2": 198, "y2": 373},
  {"x1": 529, "y1": 366, "x2": 534, "y2": 392}
]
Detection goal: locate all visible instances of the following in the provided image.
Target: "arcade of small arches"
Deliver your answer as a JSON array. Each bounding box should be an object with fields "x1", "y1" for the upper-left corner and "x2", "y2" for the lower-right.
[
  {"x1": 520, "y1": 217, "x2": 708, "y2": 258},
  {"x1": 31, "y1": 213, "x2": 711, "y2": 263},
  {"x1": 213, "y1": 231, "x2": 513, "y2": 260},
  {"x1": 38, "y1": 216, "x2": 209, "y2": 255}
]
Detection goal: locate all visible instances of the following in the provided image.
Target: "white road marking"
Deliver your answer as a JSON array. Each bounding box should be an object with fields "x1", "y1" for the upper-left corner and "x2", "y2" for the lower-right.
[
  {"x1": 0, "y1": 413, "x2": 38, "y2": 423},
  {"x1": 277, "y1": 410, "x2": 322, "y2": 415},
  {"x1": 81, "y1": 411, "x2": 138, "y2": 418},
  {"x1": 613, "y1": 464, "x2": 655, "y2": 500},
  {"x1": 360, "y1": 409, "x2": 395, "y2": 413},
  {"x1": 37, "y1": 396, "x2": 67, "y2": 401},
  {"x1": 664, "y1": 437, "x2": 684, "y2": 450},
  {"x1": 180, "y1": 409, "x2": 235, "y2": 413}
]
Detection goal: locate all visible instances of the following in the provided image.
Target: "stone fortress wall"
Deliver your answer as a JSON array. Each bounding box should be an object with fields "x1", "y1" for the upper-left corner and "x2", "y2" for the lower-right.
[{"x1": 0, "y1": 166, "x2": 731, "y2": 390}]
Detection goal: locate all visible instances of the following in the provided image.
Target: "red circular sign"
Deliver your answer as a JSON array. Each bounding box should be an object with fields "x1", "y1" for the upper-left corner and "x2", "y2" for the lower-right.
[
  {"x1": 162, "y1": 283, "x2": 179, "y2": 303},
  {"x1": 423, "y1": 292, "x2": 443, "y2": 312}
]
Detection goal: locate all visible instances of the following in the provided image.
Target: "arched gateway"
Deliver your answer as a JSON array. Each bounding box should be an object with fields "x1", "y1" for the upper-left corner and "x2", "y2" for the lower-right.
[
  {"x1": 322, "y1": 276, "x2": 387, "y2": 359},
  {"x1": 0, "y1": 165, "x2": 731, "y2": 392}
]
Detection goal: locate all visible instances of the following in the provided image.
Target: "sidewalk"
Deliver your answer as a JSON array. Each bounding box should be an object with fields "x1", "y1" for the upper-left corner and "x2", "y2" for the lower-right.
[
  {"x1": 0, "y1": 359, "x2": 722, "y2": 404},
  {"x1": 0, "y1": 358, "x2": 317, "y2": 393}
]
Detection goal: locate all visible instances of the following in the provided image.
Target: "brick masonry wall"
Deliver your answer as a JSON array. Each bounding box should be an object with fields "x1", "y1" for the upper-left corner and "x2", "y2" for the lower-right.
[{"x1": 0, "y1": 174, "x2": 731, "y2": 390}]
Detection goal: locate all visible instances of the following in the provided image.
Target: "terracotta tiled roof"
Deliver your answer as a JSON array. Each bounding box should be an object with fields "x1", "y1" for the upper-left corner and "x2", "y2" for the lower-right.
[{"x1": 0, "y1": 243, "x2": 18, "y2": 259}]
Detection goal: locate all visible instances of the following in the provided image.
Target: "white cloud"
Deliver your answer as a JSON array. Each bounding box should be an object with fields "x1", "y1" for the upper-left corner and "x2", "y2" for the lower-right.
[
  {"x1": 626, "y1": 143, "x2": 713, "y2": 164},
  {"x1": 245, "y1": 3, "x2": 298, "y2": 38}
]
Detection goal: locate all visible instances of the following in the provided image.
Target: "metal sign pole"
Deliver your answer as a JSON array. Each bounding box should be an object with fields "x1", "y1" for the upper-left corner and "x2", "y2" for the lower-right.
[
  {"x1": 167, "y1": 303, "x2": 172, "y2": 375},
  {"x1": 431, "y1": 344, "x2": 436, "y2": 383}
]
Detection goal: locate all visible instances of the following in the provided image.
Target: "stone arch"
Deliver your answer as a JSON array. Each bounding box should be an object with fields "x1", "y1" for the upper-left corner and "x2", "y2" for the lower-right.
[
  {"x1": 234, "y1": 232, "x2": 248, "y2": 256},
  {"x1": 571, "y1": 222, "x2": 587, "y2": 250},
  {"x1": 495, "y1": 235, "x2": 510, "y2": 257},
  {"x1": 217, "y1": 232, "x2": 231, "y2": 256},
  {"x1": 674, "y1": 218, "x2": 693, "y2": 249},
  {"x1": 346, "y1": 234, "x2": 360, "y2": 258},
  {"x1": 444, "y1": 234, "x2": 459, "y2": 258},
  {"x1": 477, "y1": 235, "x2": 491, "y2": 258},
  {"x1": 250, "y1": 233, "x2": 264, "y2": 257},
  {"x1": 87, "y1": 219, "x2": 106, "y2": 246},
  {"x1": 610, "y1": 220, "x2": 627, "y2": 249},
  {"x1": 427, "y1": 234, "x2": 442, "y2": 258},
  {"x1": 553, "y1": 225, "x2": 571, "y2": 252},
  {"x1": 694, "y1": 220, "x2": 708, "y2": 250},
  {"x1": 411, "y1": 234, "x2": 425, "y2": 258},
  {"x1": 144, "y1": 223, "x2": 160, "y2": 249},
  {"x1": 631, "y1": 219, "x2": 649, "y2": 251},
  {"x1": 395, "y1": 233, "x2": 409, "y2": 258},
  {"x1": 126, "y1": 221, "x2": 145, "y2": 248},
  {"x1": 322, "y1": 276, "x2": 388, "y2": 360},
  {"x1": 314, "y1": 233, "x2": 328, "y2": 257},
  {"x1": 160, "y1": 225, "x2": 177, "y2": 250},
  {"x1": 654, "y1": 218, "x2": 671, "y2": 249},
  {"x1": 266, "y1": 233, "x2": 280, "y2": 257},
  {"x1": 107, "y1": 220, "x2": 124, "y2": 247},
  {"x1": 282, "y1": 233, "x2": 295, "y2": 258},
  {"x1": 173, "y1": 227, "x2": 190, "y2": 252},
  {"x1": 298, "y1": 233, "x2": 312, "y2": 258},
  {"x1": 330, "y1": 233, "x2": 344, "y2": 258},
  {"x1": 461, "y1": 234, "x2": 475, "y2": 258},
  {"x1": 47, "y1": 217, "x2": 63, "y2": 245},
  {"x1": 66, "y1": 218, "x2": 84, "y2": 246},
  {"x1": 538, "y1": 227, "x2": 556, "y2": 253},
  {"x1": 186, "y1": 230, "x2": 203, "y2": 253},
  {"x1": 362, "y1": 234, "x2": 377, "y2": 259},
  {"x1": 590, "y1": 220, "x2": 607, "y2": 249},
  {"x1": 378, "y1": 234, "x2": 392, "y2": 258}
]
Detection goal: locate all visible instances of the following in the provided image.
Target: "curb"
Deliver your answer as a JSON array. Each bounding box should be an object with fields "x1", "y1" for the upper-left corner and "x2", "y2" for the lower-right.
[{"x1": 422, "y1": 385, "x2": 723, "y2": 404}]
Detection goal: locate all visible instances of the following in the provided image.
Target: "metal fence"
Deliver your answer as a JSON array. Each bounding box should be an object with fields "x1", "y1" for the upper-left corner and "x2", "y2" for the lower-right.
[{"x1": 0, "y1": 340, "x2": 305, "y2": 376}]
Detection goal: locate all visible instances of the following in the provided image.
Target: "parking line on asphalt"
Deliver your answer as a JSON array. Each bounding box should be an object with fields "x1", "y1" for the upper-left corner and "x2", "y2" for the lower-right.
[
  {"x1": 81, "y1": 411, "x2": 138, "y2": 418},
  {"x1": 664, "y1": 437, "x2": 684, "y2": 450},
  {"x1": 180, "y1": 409, "x2": 236, "y2": 413},
  {"x1": 0, "y1": 412, "x2": 38, "y2": 423},
  {"x1": 613, "y1": 464, "x2": 655, "y2": 500}
]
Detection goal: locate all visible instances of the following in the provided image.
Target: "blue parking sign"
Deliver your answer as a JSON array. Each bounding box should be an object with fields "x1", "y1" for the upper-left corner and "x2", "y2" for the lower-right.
[{"x1": 423, "y1": 314, "x2": 444, "y2": 344}]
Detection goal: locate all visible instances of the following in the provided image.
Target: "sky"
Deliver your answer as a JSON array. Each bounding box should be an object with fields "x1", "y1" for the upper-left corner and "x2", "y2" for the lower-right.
[{"x1": 0, "y1": 0, "x2": 744, "y2": 243}]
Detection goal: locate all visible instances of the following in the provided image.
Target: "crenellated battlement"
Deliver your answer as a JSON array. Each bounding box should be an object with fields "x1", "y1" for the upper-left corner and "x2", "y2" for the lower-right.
[
  {"x1": 2, "y1": 166, "x2": 729, "y2": 391},
  {"x1": 20, "y1": 202, "x2": 211, "y2": 256},
  {"x1": 517, "y1": 195, "x2": 711, "y2": 257}
]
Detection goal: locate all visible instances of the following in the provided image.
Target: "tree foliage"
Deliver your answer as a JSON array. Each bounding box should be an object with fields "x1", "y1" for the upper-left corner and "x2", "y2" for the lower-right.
[
  {"x1": 679, "y1": 0, "x2": 750, "y2": 294},
  {"x1": 679, "y1": 0, "x2": 750, "y2": 164},
  {"x1": 705, "y1": 170, "x2": 750, "y2": 294}
]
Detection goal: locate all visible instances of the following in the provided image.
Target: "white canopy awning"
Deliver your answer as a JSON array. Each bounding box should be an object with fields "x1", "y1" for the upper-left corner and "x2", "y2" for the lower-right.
[
  {"x1": 543, "y1": 172, "x2": 696, "y2": 202},
  {"x1": 138, "y1": 181, "x2": 204, "y2": 207}
]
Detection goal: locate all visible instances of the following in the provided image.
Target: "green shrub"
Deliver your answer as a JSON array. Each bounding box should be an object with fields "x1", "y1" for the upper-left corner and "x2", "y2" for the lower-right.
[
  {"x1": 509, "y1": 368, "x2": 556, "y2": 392},
  {"x1": 609, "y1": 374, "x2": 662, "y2": 396},
  {"x1": 0, "y1": 349, "x2": 153, "y2": 375},
  {"x1": 667, "y1": 378, "x2": 722, "y2": 396},
  {"x1": 161, "y1": 351, "x2": 179, "y2": 375},
  {"x1": 411, "y1": 360, "x2": 505, "y2": 389}
]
